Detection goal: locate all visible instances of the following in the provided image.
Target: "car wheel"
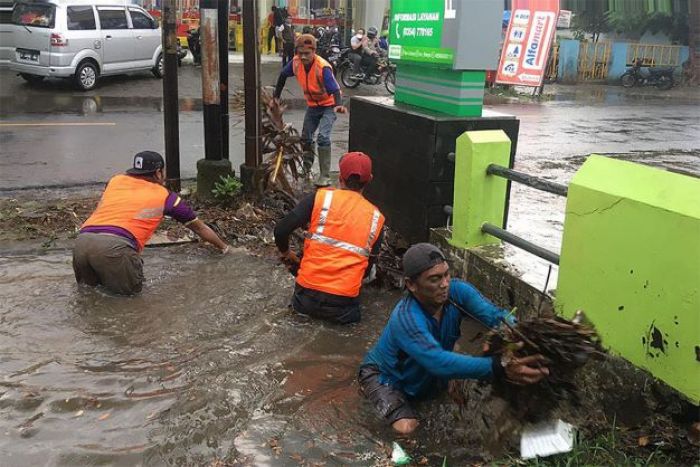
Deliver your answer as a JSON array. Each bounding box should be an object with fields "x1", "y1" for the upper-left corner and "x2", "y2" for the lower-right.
[
  {"x1": 152, "y1": 54, "x2": 163, "y2": 78},
  {"x1": 75, "y1": 61, "x2": 99, "y2": 91},
  {"x1": 621, "y1": 74, "x2": 636, "y2": 88},
  {"x1": 19, "y1": 73, "x2": 45, "y2": 85}
]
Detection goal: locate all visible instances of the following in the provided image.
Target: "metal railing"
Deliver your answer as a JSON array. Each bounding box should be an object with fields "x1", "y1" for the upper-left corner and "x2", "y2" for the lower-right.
[
  {"x1": 546, "y1": 43, "x2": 559, "y2": 82},
  {"x1": 446, "y1": 163, "x2": 566, "y2": 265},
  {"x1": 578, "y1": 41, "x2": 612, "y2": 81},
  {"x1": 627, "y1": 43, "x2": 684, "y2": 67}
]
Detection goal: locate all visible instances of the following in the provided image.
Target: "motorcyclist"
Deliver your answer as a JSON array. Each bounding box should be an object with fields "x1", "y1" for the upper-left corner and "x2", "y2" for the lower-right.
[
  {"x1": 349, "y1": 28, "x2": 366, "y2": 76},
  {"x1": 357, "y1": 27, "x2": 380, "y2": 78}
]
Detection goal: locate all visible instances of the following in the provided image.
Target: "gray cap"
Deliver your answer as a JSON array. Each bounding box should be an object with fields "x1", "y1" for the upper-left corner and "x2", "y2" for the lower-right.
[{"x1": 402, "y1": 243, "x2": 447, "y2": 278}]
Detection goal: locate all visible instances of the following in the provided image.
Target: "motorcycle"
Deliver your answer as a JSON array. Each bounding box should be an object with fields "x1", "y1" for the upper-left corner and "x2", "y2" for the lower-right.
[
  {"x1": 337, "y1": 49, "x2": 396, "y2": 95},
  {"x1": 187, "y1": 28, "x2": 201, "y2": 66},
  {"x1": 318, "y1": 43, "x2": 344, "y2": 73},
  {"x1": 621, "y1": 59, "x2": 674, "y2": 90}
]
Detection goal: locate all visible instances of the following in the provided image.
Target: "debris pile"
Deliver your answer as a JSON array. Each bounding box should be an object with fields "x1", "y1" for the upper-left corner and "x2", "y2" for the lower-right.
[
  {"x1": 458, "y1": 313, "x2": 606, "y2": 422},
  {"x1": 259, "y1": 89, "x2": 308, "y2": 198}
]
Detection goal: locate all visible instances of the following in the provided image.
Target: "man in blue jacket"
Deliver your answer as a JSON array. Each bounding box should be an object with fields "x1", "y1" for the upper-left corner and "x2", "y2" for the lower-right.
[{"x1": 359, "y1": 243, "x2": 549, "y2": 435}]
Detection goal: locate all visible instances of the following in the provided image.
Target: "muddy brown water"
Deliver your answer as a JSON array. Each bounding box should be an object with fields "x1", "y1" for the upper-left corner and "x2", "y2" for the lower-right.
[{"x1": 1, "y1": 246, "x2": 493, "y2": 466}]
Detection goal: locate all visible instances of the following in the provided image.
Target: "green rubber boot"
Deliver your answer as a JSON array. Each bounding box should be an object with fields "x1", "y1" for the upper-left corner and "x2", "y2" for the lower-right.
[{"x1": 315, "y1": 146, "x2": 332, "y2": 187}]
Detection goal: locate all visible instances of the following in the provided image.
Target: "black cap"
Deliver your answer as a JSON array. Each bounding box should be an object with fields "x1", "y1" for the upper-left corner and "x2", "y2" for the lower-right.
[
  {"x1": 402, "y1": 243, "x2": 447, "y2": 279},
  {"x1": 126, "y1": 151, "x2": 164, "y2": 175}
]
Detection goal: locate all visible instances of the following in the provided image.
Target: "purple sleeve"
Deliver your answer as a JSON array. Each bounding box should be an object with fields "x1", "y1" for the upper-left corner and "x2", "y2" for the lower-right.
[
  {"x1": 164, "y1": 192, "x2": 197, "y2": 224},
  {"x1": 322, "y1": 67, "x2": 340, "y2": 95},
  {"x1": 281, "y1": 61, "x2": 295, "y2": 77}
]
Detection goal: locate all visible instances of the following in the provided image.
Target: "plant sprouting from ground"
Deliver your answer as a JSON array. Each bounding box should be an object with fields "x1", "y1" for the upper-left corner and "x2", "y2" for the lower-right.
[{"x1": 212, "y1": 175, "x2": 242, "y2": 201}]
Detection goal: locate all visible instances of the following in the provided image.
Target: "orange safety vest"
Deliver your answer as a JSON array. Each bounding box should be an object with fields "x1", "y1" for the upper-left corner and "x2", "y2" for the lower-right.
[
  {"x1": 82, "y1": 174, "x2": 169, "y2": 251},
  {"x1": 296, "y1": 188, "x2": 385, "y2": 298},
  {"x1": 292, "y1": 55, "x2": 337, "y2": 108}
]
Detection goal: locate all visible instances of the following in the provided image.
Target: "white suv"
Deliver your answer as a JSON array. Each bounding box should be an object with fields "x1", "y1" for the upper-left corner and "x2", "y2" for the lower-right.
[{"x1": 11, "y1": 0, "x2": 163, "y2": 90}]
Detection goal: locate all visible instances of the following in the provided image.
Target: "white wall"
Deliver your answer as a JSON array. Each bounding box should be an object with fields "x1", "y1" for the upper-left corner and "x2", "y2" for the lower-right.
[{"x1": 354, "y1": 0, "x2": 388, "y2": 32}]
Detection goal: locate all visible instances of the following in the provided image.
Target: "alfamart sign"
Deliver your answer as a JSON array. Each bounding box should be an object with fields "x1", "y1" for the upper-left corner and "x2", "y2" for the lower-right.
[{"x1": 496, "y1": 0, "x2": 560, "y2": 87}]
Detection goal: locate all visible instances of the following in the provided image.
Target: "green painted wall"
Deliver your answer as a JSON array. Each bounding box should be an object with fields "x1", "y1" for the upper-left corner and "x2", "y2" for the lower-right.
[
  {"x1": 449, "y1": 130, "x2": 511, "y2": 249},
  {"x1": 556, "y1": 155, "x2": 700, "y2": 404}
]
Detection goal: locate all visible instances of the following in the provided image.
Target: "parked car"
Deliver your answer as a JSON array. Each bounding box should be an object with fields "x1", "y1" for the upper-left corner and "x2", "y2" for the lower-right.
[
  {"x1": 0, "y1": 1, "x2": 14, "y2": 67},
  {"x1": 10, "y1": 0, "x2": 162, "y2": 90}
]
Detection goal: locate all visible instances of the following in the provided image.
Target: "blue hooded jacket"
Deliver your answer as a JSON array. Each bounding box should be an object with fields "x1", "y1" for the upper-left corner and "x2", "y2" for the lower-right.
[{"x1": 362, "y1": 279, "x2": 511, "y2": 398}]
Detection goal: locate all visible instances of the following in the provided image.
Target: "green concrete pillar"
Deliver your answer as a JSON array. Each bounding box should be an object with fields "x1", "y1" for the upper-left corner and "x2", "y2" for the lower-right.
[
  {"x1": 555, "y1": 155, "x2": 700, "y2": 404},
  {"x1": 449, "y1": 130, "x2": 511, "y2": 249}
]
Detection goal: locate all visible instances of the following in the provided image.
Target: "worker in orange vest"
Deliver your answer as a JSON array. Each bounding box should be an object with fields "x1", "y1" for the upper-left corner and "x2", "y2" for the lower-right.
[
  {"x1": 73, "y1": 151, "x2": 231, "y2": 295},
  {"x1": 272, "y1": 33, "x2": 347, "y2": 187},
  {"x1": 274, "y1": 152, "x2": 385, "y2": 324}
]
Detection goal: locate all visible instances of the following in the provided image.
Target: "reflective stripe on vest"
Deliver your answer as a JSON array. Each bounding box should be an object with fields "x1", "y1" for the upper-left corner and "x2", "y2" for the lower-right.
[
  {"x1": 82, "y1": 174, "x2": 169, "y2": 251},
  {"x1": 296, "y1": 188, "x2": 385, "y2": 297},
  {"x1": 292, "y1": 55, "x2": 336, "y2": 107}
]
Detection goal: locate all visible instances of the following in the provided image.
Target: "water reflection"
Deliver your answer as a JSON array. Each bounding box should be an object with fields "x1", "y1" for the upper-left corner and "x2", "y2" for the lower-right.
[{"x1": 0, "y1": 246, "x2": 406, "y2": 465}]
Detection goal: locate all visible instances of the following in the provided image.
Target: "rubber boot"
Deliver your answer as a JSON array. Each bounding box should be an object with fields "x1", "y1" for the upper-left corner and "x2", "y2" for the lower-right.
[{"x1": 315, "y1": 146, "x2": 332, "y2": 187}]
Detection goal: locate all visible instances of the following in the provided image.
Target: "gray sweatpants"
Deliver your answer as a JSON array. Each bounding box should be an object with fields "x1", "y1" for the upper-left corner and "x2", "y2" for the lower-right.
[{"x1": 72, "y1": 233, "x2": 144, "y2": 295}]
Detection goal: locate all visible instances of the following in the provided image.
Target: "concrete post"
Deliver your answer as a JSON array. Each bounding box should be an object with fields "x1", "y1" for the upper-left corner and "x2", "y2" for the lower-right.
[
  {"x1": 556, "y1": 155, "x2": 700, "y2": 404},
  {"x1": 161, "y1": 0, "x2": 181, "y2": 192},
  {"x1": 449, "y1": 130, "x2": 511, "y2": 249},
  {"x1": 197, "y1": 0, "x2": 232, "y2": 200},
  {"x1": 557, "y1": 39, "x2": 580, "y2": 83},
  {"x1": 608, "y1": 42, "x2": 630, "y2": 83},
  {"x1": 240, "y1": 0, "x2": 265, "y2": 194}
]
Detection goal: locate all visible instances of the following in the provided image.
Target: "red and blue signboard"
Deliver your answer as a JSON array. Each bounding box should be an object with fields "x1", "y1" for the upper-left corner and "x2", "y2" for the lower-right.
[{"x1": 496, "y1": 0, "x2": 559, "y2": 87}]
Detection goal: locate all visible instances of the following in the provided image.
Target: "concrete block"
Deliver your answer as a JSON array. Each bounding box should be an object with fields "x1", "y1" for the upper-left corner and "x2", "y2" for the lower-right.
[
  {"x1": 196, "y1": 158, "x2": 233, "y2": 200},
  {"x1": 450, "y1": 130, "x2": 511, "y2": 249},
  {"x1": 556, "y1": 155, "x2": 700, "y2": 404}
]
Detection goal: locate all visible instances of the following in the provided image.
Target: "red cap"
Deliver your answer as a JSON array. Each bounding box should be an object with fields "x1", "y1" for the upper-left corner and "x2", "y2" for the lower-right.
[{"x1": 339, "y1": 152, "x2": 373, "y2": 183}]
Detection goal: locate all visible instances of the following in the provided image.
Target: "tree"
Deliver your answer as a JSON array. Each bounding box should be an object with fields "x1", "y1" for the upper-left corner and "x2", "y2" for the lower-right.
[
  {"x1": 571, "y1": 6, "x2": 610, "y2": 42},
  {"x1": 689, "y1": 0, "x2": 699, "y2": 84}
]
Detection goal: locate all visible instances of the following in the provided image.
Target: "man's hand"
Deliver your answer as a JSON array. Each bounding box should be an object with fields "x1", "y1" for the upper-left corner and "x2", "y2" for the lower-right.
[
  {"x1": 502, "y1": 353, "x2": 549, "y2": 385},
  {"x1": 279, "y1": 250, "x2": 300, "y2": 272},
  {"x1": 334, "y1": 105, "x2": 347, "y2": 114}
]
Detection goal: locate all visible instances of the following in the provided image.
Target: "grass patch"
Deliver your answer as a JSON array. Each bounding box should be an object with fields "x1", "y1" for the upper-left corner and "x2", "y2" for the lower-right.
[{"x1": 495, "y1": 420, "x2": 677, "y2": 467}]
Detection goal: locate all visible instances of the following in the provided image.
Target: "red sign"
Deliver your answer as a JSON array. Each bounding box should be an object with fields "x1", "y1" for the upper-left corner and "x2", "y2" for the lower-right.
[{"x1": 496, "y1": 0, "x2": 559, "y2": 87}]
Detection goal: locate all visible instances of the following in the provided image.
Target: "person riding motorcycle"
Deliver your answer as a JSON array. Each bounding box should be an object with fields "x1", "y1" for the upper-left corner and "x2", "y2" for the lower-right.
[
  {"x1": 357, "y1": 27, "x2": 380, "y2": 79},
  {"x1": 349, "y1": 28, "x2": 366, "y2": 76}
]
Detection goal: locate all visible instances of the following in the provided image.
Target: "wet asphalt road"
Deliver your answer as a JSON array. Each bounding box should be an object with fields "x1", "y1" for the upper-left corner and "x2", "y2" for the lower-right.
[
  {"x1": 0, "y1": 63, "x2": 382, "y2": 190},
  {"x1": 0, "y1": 65, "x2": 697, "y2": 191}
]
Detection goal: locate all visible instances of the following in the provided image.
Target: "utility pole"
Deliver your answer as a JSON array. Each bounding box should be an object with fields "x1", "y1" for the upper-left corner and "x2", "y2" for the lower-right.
[
  {"x1": 196, "y1": 0, "x2": 232, "y2": 199},
  {"x1": 218, "y1": 0, "x2": 230, "y2": 160},
  {"x1": 344, "y1": 0, "x2": 353, "y2": 47},
  {"x1": 240, "y1": 0, "x2": 262, "y2": 192},
  {"x1": 200, "y1": 0, "x2": 221, "y2": 161},
  {"x1": 161, "y1": 0, "x2": 180, "y2": 192}
]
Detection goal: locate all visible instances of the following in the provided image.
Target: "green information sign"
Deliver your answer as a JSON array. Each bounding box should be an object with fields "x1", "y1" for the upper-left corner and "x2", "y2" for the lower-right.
[{"x1": 388, "y1": 0, "x2": 454, "y2": 66}]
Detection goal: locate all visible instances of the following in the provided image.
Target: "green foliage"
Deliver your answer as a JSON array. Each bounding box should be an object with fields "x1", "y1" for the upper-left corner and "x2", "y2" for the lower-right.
[
  {"x1": 211, "y1": 175, "x2": 242, "y2": 201},
  {"x1": 571, "y1": 8, "x2": 610, "y2": 42},
  {"x1": 495, "y1": 422, "x2": 674, "y2": 467},
  {"x1": 569, "y1": 1, "x2": 689, "y2": 44}
]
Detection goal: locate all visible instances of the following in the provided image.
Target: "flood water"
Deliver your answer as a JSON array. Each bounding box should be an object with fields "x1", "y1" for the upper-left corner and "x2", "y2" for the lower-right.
[{"x1": 1, "y1": 246, "x2": 433, "y2": 466}]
